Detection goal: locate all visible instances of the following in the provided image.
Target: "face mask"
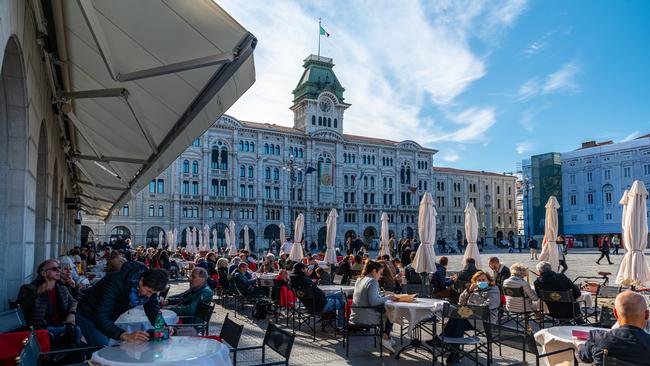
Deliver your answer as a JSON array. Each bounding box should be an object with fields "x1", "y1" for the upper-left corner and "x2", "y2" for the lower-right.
[{"x1": 477, "y1": 281, "x2": 489, "y2": 290}]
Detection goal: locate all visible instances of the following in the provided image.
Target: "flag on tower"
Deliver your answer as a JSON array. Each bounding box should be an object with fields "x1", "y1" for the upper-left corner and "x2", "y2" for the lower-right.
[{"x1": 320, "y1": 25, "x2": 330, "y2": 37}]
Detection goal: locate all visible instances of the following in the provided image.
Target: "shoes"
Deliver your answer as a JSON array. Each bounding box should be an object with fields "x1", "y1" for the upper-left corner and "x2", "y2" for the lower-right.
[
  {"x1": 381, "y1": 338, "x2": 395, "y2": 354},
  {"x1": 425, "y1": 335, "x2": 443, "y2": 347},
  {"x1": 445, "y1": 352, "x2": 463, "y2": 365}
]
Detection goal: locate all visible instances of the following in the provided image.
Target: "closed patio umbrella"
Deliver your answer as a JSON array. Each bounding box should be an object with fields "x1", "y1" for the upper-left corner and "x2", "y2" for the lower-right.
[
  {"x1": 539, "y1": 196, "x2": 560, "y2": 271},
  {"x1": 462, "y1": 202, "x2": 483, "y2": 269},
  {"x1": 379, "y1": 212, "x2": 391, "y2": 258},
  {"x1": 184, "y1": 228, "x2": 191, "y2": 252},
  {"x1": 412, "y1": 192, "x2": 437, "y2": 273},
  {"x1": 158, "y1": 231, "x2": 164, "y2": 249},
  {"x1": 229, "y1": 220, "x2": 237, "y2": 252},
  {"x1": 243, "y1": 225, "x2": 251, "y2": 252},
  {"x1": 225, "y1": 227, "x2": 236, "y2": 255},
  {"x1": 197, "y1": 229, "x2": 203, "y2": 253},
  {"x1": 616, "y1": 181, "x2": 650, "y2": 286},
  {"x1": 212, "y1": 229, "x2": 218, "y2": 250},
  {"x1": 173, "y1": 228, "x2": 178, "y2": 251},
  {"x1": 203, "y1": 225, "x2": 210, "y2": 251},
  {"x1": 324, "y1": 209, "x2": 338, "y2": 264},
  {"x1": 289, "y1": 213, "x2": 305, "y2": 261},
  {"x1": 279, "y1": 223, "x2": 286, "y2": 251}
]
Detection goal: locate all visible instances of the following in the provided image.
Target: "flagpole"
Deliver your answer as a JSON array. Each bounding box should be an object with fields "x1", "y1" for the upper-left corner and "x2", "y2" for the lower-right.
[{"x1": 318, "y1": 17, "x2": 321, "y2": 58}]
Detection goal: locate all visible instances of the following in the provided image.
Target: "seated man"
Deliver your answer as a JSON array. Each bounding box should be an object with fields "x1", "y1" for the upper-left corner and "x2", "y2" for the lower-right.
[
  {"x1": 430, "y1": 256, "x2": 454, "y2": 297},
  {"x1": 488, "y1": 257, "x2": 511, "y2": 290},
  {"x1": 577, "y1": 291, "x2": 650, "y2": 365},
  {"x1": 232, "y1": 262, "x2": 265, "y2": 297},
  {"x1": 533, "y1": 261, "x2": 582, "y2": 321},
  {"x1": 76, "y1": 261, "x2": 168, "y2": 345},
  {"x1": 403, "y1": 252, "x2": 422, "y2": 285},
  {"x1": 290, "y1": 263, "x2": 345, "y2": 329},
  {"x1": 163, "y1": 268, "x2": 213, "y2": 316},
  {"x1": 17, "y1": 259, "x2": 81, "y2": 344}
]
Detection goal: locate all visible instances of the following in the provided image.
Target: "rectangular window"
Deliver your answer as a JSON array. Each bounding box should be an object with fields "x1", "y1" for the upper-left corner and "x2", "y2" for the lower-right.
[
  {"x1": 586, "y1": 172, "x2": 593, "y2": 182},
  {"x1": 274, "y1": 187, "x2": 280, "y2": 199},
  {"x1": 350, "y1": 192, "x2": 355, "y2": 204},
  {"x1": 623, "y1": 167, "x2": 631, "y2": 178},
  {"x1": 364, "y1": 193, "x2": 368, "y2": 204},
  {"x1": 157, "y1": 180, "x2": 164, "y2": 193},
  {"x1": 497, "y1": 199, "x2": 501, "y2": 209},
  {"x1": 587, "y1": 193, "x2": 594, "y2": 205},
  {"x1": 605, "y1": 191, "x2": 612, "y2": 205},
  {"x1": 148, "y1": 206, "x2": 154, "y2": 217},
  {"x1": 588, "y1": 214, "x2": 594, "y2": 221},
  {"x1": 645, "y1": 164, "x2": 650, "y2": 175},
  {"x1": 570, "y1": 174, "x2": 576, "y2": 185},
  {"x1": 239, "y1": 184, "x2": 246, "y2": 198},
  {"x1": 248, "y1": 185, "x2": 254, "y2": 198},
  {"x1": 344, "y1": 192, "x2": 349, "y2": 203},
  {"x1": 604, "y1": 169, "x2": 611, "y2": 180},
  {"x1": 570, "y1": 194, "x2": 577, "y2": 206},
  {"x1": 158, "y1": 206, "x2": 164, "y2": 217},
  {"x1": 149, "y1": 180, "x2": 156, "y2": 193},
  {"x1": 264, "y1": 186, "x2": 271, "y2": 199},
  {"x1": 192, "y1": 182, "x2": 199, "y2": 195},
  {"x1": 571, "y1": 215, "x2": 577, "y2": 222},
  {"x1": 605, "y1": 213, "x2": 613, "y2": 221},
  {"x1": 297, "y1": 189, "x2": 303, "y2": 201},
  {"x1": 182, "y1": 181, "x2": 189, "y2": 195}
]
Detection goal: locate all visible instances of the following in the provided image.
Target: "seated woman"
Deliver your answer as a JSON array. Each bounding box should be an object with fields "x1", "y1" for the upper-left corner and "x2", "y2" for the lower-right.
[
  {"x1": 232, "y1": 262, "x2": 264, "y2": 297},
  {"x1": 216, "y1": 258, "x2": 230, "y2": 290},
  {"x1": 315, "y1": 267, "x2": 332, "y2": 285},
  {"x1": 337, "y1": 256, "x2": 353, "y2": 285},
  {"x1": 259, "y1": 254, "x2": 276, "y2": 273},
  {"x1": 436, "y1": 271, "x2": 500, "y2": 364},
  {"x1": 377, "y1": 260, "x2": 396, "y2": 292},
  {"x1": 349, "y1": 260, "x2": 397, "y2": 354},
  {"x1": 60, "y1": 260, "x2": 83, "y2": 300},
  {"x1": 502, "y1": 263, "x2": 538, "y2": 313}
]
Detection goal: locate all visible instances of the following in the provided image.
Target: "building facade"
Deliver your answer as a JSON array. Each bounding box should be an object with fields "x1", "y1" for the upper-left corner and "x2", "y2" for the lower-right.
[
  {"x1": 561, "y1": 136, "x2": 650, "y2": 247},
  {"x1": 522, "y1": 153, "x2": 563, "y2": 240},
  {"x1": 432, "y1": 167, "x2": 518, "y2": 246},
  {"x1": 83, "y1": 55, "x2": 438, "y2": 250}
]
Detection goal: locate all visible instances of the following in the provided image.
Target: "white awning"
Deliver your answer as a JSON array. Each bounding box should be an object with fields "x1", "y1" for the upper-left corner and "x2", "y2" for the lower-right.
[{"x1": 58, "y1": 0, "x2": 256, "y2": 219}]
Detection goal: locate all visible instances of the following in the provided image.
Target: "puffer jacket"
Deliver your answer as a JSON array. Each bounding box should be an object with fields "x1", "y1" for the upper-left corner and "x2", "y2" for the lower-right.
[
  {"x1": 17, "y1": 281, "x2": 77, "y2": 327},
  {"x1": 77, "y1": 261, "x2": 160, "y2": 340},
  {"x1": 502, "y1": 276, "x2": 538, "y2": 313}
]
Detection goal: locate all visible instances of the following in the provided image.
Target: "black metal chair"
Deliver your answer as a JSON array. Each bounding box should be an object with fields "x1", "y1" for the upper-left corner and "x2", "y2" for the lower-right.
[
  {"x1": 289, "y1": 284, "x2": 338, "y2": 341},
  {"x1": 603, "y1": 348, "x2": 638, "y2": 366},
  {"x1": 539, "y1": 290, "x2": 588, "y2": 327},
  {"x1": 0, "y1": 306, "x2": 27, "y2": 333},
  {"x1": 440, "y1": 303, "x2": 491, "y2": 366},
  {"x1": 486, "y1": 323, "x2": 577, "y2": 366},
  {"x1": 219, "y1": 313, "x2": 246, "y2": 365},
  {"x1": 501, "y1": 286, "x2": 537, "y2": 331},
  {"x1": 15, "y1": 332, "x2": 102, "y2": 366},
  {"x1": 343, "y1": 305, "x2": 385, "y2": 358},
  {"x1": 247, "y1": 322, "x2": 296, "y2": 366},
  {"x1": 168, "y1": 301, "x2": 214, "y2": 336},
  {"x1": 233, "y1": 280, "x2": 267, "y2": 318}
]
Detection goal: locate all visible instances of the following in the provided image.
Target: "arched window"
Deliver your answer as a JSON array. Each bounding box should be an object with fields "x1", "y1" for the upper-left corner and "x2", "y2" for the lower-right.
[
  {"x1": 344, "y1": 175, "x2": 349, "y2": 186},
  {"x1": 208, "y1": 208, "x2": 214, "y2": 218},
  {"x1": 364, "y1": 176, "x2": 368, "y2": 187},
  {"x1": 239, "y1": 164, "x2": 246, "y2": 177},
  {"x1": 211, "y1": 148, "x2": 219, "y2": 168},
  {"x1": 220, "y1": 148, "x2": 228, "y2": 169},
  {"x1": 248, "y1": 165, "x2": 254, "y2": 178},
  {"x1": 312, "y1": 115, "x2": 316, "y2": 125},
  {"x1": 327, "y1": 117, "x2": 331, "y2": 127},
  {"x1": 363, "y1": 155, "x2": 367, "y2": 164},
  {"x1": 211, "y1": 179, "x2": 218, "y2": 196},
  {"x1": 245, "y1": 141, "x2": 250, "y2": 152},
  {"x1": 265, "y1": 167, "x2": 271, "y2": 180},
  {"x1": 333, "y1": 118, "x2": 337, "y2": 128},
  {"x1": 183, "y1": 160, "x2": 189, "y2": 173},
  {"x1": 383, "y1": 177, "x2": 387, "y2": 187},
  {"x1": 239, "y1": 140, "x2": 244, "y2": 151},
  {"x1": 406, "y1": 167, "x2": 411, "y2": 184},
  {"x1": 148, "y1": 205, "x2": 155, "y2": 216},
  {"x1": 372, "y1": 156, "x2": 375, "y2": 165},
  {"x1": 297, "y1": 171, "x2": 303, "y2": 182},
  {"x1": 400, "y1": 167, "x2": 405, "y2": 184},
  {"x1": 299, "y1": 148, "x2": 303, "y2": 158},
  {"x1": 220, "y1": 180, "x2": 228, "y2": 196},
  {"x1": 250, "y1": 142, "x2": 255, "y2": 152},
  {"x1": 318, "y1": 116, "x2": 322, "y2": 126},
  {"x1": 192, "y1": 181, "x2": 199, "y2": 195},
  {"x1": 273, "y1": 168, "x2": 280, "y2": 180},
  {"x1": 192, "y1": 160, "x2": 199, "y2": 174},
  {"x1": 370, "y1": 176, "x2": 375, "y2": 187},
  {"x1": 264, "y1": 143, "x2": 269, "y2": 154},
  {"x1": 274, "y1": 145, "x2": 280, "y2": 155},
  {"x1": 158, "y1": 205, "x2": 164, "y2": 216}
]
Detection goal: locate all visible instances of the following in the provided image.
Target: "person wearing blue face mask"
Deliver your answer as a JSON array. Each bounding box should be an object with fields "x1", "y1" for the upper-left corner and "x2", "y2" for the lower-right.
[
  {"x1": 76, "y1": 261, "x2": 169, "y2": 346},
  {"x1": 432, "y1": 271, "x2": 500, "y2": 365}
]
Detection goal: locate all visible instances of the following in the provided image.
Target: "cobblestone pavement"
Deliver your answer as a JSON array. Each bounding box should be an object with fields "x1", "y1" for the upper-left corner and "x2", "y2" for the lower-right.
[{"x1": 169, "y1": 249, "x2": 630, "y2": 365}]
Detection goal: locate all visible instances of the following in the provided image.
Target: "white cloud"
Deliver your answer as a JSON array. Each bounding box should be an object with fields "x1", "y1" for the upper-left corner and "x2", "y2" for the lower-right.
[
  {"x1": 516, "y1": 141, "x2": 534, "y2": 154},
  {"x1": 218, "y1": 0, "x2": 528, "y2": 144},
  {"x1": 524, "y1": 41, "x2": 546, "y2": 55},
  {"x1": 622, "y1": 131, "x2": 640, "y2": 142},
  {"x1": 429, "y1": 107, "x2": 496, "y2": 143},
  {"x1": 517, "y1": 61, "x2": 580, "y2": 101},
  {"x1": 441, "y1": 151, "x2": 461, "y2": 162}
]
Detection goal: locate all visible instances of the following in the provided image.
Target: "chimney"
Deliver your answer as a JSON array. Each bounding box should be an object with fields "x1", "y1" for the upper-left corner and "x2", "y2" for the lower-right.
[{"x1": 581, "y1": 141, "x2": 597, "y2": 149}]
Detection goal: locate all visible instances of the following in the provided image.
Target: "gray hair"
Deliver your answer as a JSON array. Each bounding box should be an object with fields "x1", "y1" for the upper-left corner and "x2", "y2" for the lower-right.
[
  {"x1": 192, "y1": 267, "x2": 208, "y2": 279},
  {"x1": 216, "y1": 258, "x2": 229, "y2": 269},
  {"x1": 510, "y1": 263, "x2": 528, "y2": 278},
  {"x1": 536, "y1": 261, "x2": 552, "y2": 274}
]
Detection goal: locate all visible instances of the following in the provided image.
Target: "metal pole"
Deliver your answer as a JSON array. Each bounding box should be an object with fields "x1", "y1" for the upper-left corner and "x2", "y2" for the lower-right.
[{"x1": 318, "y1": 18, "x2": 321, "y2": 58}]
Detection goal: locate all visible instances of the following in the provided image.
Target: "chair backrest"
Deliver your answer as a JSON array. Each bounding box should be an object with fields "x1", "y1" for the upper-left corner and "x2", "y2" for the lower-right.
[
  {"x1": 263, "y1": 322, "x2": 295, "y2": 361},
  {"x1": 484, "y1": 323, "x2": 538, "y2": 356},
  {"x1": 259, "y1": 278, "x2": 275, "y2": 288},
  {"x1": 15, "y1": 333, "x2": 40, "y2": 366},
  {"x1": 443, "y1": 303, "x2": 490, "y2": 326},
  {"x1": 219, "y1": 313, "x2": 244, "y2": 348},
  {"x1": 599, "y1": 306, "x2": 617, "y2": 328},
  {"x1": 598, "y1": 286, "x2": 621, "y2": 299},
  {"x1": 502, "y1": 286, "x2": 526, "y2": 298},
  {"x1": 540, "y1": 290, "x2": 576, "y2": 304},
  {"x1": 195, "y1": 301, "x2": 215, "y2": 323},
  {"x1": 332, "y1": 274, "x2": 343, "y2": 285},
  {"x1": 454, "y1": 279, "x2": 471, "y2": 292},
  {"x1": 603, "y1": 348, "x2": 638, "y2": 366},
  {"x1": 0, "y1": 307, "x2": 27, "y2": 333}
]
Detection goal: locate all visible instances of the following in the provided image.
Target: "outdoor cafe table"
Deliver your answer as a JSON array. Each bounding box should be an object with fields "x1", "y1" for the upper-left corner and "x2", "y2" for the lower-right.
[
  {"x1": 110, "y1": 307, "x2": 178, "y2": 346},
  {"x1": 257, "y1": 273, "x2": 277, "y2": 281},
  {"x1": 534, "y1": 325, "x2": 608, "y2": 366},
  {"x1": 91, "y1": 336, "x2": 231, "y2": 366},
  {"x1": 385, "y1": 298, "x2": 447, "y2": 360},
  {"x1": 318, "y1": 285, "x2": 355, "y2": 295}
]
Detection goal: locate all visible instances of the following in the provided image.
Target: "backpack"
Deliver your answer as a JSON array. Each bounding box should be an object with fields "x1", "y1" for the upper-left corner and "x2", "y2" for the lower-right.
[{"x1": 252, "y1": 299, "x2": 271, "y2": 320}]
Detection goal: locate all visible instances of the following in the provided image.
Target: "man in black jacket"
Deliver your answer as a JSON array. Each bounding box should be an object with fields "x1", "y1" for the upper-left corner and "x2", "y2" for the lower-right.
[
  {"x1": 290, "y1": 263, "x2": 345, "y2": 328},
  {"x1": 488, "y1": 257, "x2": 511, "y2": 291},
  {"x1": 534, "y1": 261, "x2": 582, "y2": 321},
  {"x1": 577, "y1": 291, "x2": 650, "y2": 365},
  {"x1": 76, "y1": 261, "x2": 168, "y2": 345}
]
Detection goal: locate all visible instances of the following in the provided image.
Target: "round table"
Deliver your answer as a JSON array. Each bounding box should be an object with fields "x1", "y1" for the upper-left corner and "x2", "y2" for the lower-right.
[
  {"x1": 91, "y1": 336, "x2": 231, "y2": 366},
  {"x1": 257, "y1": 273, "x2": 277, "y2": 281},
  {"x1": 384, "y1": 298, "x2": 447, "y2": 334},
  {"x1": 110, "y1": 307, "x2": 178, "y2": 346},
  {"x1": 534, "y1": 325, "x2": 608, "y2": 366},
  {"x1": 318, "y1": 285, "x2": 355, "y2": 295}
]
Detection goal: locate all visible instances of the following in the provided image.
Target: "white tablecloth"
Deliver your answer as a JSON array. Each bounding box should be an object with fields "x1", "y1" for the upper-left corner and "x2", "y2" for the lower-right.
[
  {"x1": 110, "y1": 307, "x2": 178, "y2": 346},
  {"x1": 257, "y1": 273, "x2": 277, "y2": 281},
  {"x1": 385, "y1": 298, "x2": 447, "y2": 334},
  {"x1": 318, "y1": 285, "x2": 355, "y2": 295},
  {"x1": 91, "y1": 336, "x2": 231, "y2": 366},
  {"x1": 534, "y1": 326, "x2": 608, "y2": 366}
]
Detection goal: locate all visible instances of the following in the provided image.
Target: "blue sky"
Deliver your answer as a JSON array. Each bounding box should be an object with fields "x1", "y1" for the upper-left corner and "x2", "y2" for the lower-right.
[{"x1": 219, "y1": 0, "x2": 650, "y2": 173}]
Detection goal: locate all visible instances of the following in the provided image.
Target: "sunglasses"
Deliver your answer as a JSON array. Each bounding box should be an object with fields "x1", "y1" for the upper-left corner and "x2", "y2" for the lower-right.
[{"x1": 45, "y1": 267, "x2": 61, "y2": 272}]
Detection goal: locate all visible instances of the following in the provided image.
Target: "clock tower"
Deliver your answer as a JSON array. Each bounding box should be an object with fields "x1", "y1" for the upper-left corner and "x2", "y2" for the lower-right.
[{"x1": 290, "y1": 55, "x2": 350, "y2": 135}]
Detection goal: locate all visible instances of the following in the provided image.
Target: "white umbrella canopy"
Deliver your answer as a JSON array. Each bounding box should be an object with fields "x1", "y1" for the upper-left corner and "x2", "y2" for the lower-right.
[
  {"x1": 185, "y1": 228, "x2": 191, "y2": 252},
  {"x1": 212, "y1": 229, "x2": 218, "y2": 250},
  {"x1": 173, "y1": 228, "x2": 178, "y2": 251},
  {"x1": 229, "y1": 220, "x2": 236, "y2": 251},
  {"x1": 325, "y1": 209, "x2": 338, "y2": 264},
  {"x1": 616, "y1": 181, "x2": 650, "y2": 286},
  {"x1": 203, "y1": 225, "x2": 210, "y2": 251},
  {"x1": 379, "y1": 212, "x2": 391, "y2": 258},
  {"x1": 279, "y1": 223, "x2": 286, "y2": 247},
  {"x1": 289, "y1": 213, "x2": 305, "y2": 261},
  {"x1": 243, "y1": 225, "x2": 251, "y2": 252},
  {"x1": 225, "y1": 227, "x2": 236, "y2": 255},
  {"x1": 166, "y1": 230, "x2": 172, "y2": 250},
  {"x1": 412, "y1": 193, "x2": 437, "y2": 273},
  {"x1": 539, "y1": 196, "x2": 560, "y2": 271},
  {"x1": 462, "y1": 202, "x2": 483, "y2": 269},
  {"x1": 158, "y1": 231, "x2": 164, "y2": 249}
]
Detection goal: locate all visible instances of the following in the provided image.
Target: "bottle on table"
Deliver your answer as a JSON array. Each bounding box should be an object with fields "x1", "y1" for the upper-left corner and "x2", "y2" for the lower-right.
[{"x1": 153, "y1": 311, "x2": 166, "y2": 341}]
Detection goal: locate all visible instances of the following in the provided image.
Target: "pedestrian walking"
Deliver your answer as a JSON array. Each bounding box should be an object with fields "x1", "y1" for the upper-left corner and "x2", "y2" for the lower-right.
[
  {"x1": 596, "y1": 235, "x2": 613, "y2": 265},
  {"x1": 612, "y1": 234, "x2": 620, "y2": 255},
  {"x1": 528, "y1": 237, "x2": 538, "y2": 260},
  {"x1": 558, "y1": 243, "x2": 568, "y2": 273},
  {"x1": 517, "y1": 237, "x2": 523, "y2": 253}
]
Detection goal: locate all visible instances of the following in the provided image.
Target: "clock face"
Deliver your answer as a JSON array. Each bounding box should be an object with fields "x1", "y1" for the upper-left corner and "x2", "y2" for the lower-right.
[{"x1": 319, "y1": 100, "x2": 332, "y2": 113}]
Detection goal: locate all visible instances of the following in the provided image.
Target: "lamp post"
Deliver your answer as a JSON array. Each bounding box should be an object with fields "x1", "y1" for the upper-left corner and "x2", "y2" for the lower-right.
[
  {"x1": 522, "y1": 176, "x2": 535, "y2": 241},
  {"x1": 282, "y1": 154, "x2": 302, "y2": 234}
]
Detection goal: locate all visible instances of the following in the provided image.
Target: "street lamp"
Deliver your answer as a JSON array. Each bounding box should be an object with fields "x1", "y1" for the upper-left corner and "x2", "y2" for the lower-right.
[
  {"x1": 522, "y1": 176, "x2": 535, "y2": 241},
  {"x1": 282, "y1": 154, "x2": 302, "y2": 233}
]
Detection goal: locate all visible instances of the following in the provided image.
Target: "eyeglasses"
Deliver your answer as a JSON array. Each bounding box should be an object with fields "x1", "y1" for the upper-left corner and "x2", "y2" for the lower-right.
[{"x1": 45, "y1": 267, "x2": 61, "y2": 272}]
